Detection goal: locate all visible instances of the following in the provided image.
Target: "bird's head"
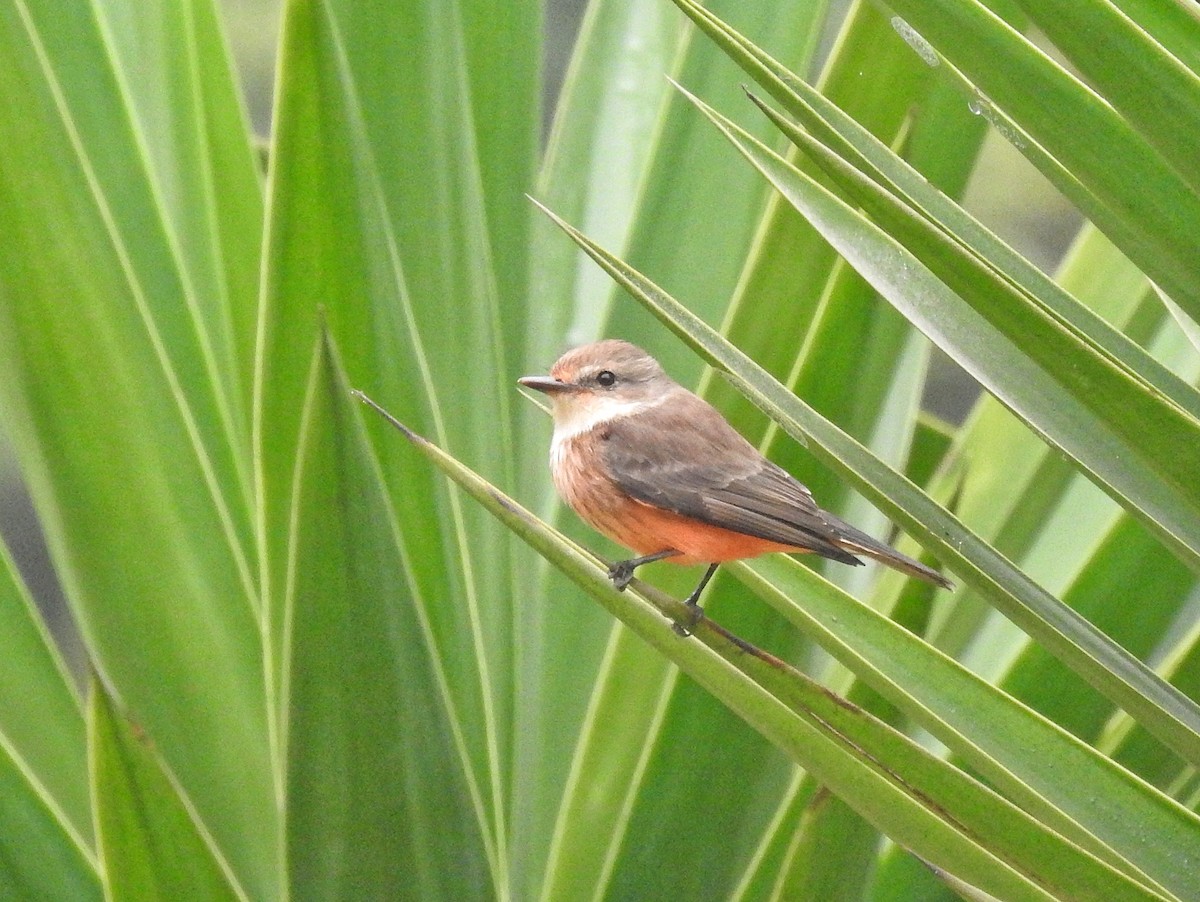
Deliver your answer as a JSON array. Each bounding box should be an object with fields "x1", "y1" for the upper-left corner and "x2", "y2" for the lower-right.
[{"x1": 518, "y1": 340, "x2": 677, "y2": 435}]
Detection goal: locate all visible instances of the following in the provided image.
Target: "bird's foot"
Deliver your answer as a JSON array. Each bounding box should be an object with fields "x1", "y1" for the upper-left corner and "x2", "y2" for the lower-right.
[
  {"x1": 607, "y1": 560, "x2": 637, "y2": 591},
  {"x1": 608, "y1": 549, "x2": 679, "y2": 590},
  {"x1": 672, "y1": 600, "x2": 704, "y2": 637},
  {"x1": 670, "y1": 562, "x2": 717, "y2": 636}
]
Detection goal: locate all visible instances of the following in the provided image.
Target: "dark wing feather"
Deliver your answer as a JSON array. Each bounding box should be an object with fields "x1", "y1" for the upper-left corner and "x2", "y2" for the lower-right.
[{"x1": 601, "y1": 393, "x2": 862, "y2": 566}]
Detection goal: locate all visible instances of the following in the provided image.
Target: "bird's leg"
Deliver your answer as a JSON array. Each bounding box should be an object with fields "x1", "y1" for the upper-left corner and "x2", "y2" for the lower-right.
[
  {"x1": 607, "y1": 548, "x2": 679, "y2": 590},
  {"x1": 673, "y1": 562, "x2": 719, "y2": 637}
]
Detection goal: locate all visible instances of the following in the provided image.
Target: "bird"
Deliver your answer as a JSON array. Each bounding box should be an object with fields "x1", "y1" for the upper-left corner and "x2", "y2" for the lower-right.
[{"x1": 518, "y1": 339, "x2": 951, "y2": 631}]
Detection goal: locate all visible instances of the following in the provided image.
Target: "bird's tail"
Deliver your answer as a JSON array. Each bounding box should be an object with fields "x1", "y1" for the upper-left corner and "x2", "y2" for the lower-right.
[{"x1": 831, "y1": 524, "x2": 953, "y2": 590}]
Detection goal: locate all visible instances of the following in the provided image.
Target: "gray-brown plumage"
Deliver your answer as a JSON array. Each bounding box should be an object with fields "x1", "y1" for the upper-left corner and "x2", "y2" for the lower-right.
[{"x1": 519, "y1": 340, "x2": 952, "y2": 615}]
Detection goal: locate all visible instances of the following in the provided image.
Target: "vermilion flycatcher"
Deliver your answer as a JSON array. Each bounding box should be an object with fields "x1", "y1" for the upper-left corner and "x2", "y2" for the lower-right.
[{"x1": 519, "y1": 340, "x2": 951, "y2": 626}]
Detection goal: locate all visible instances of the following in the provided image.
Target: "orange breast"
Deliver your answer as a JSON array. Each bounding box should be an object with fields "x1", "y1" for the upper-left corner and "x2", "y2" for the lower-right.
[
  {"x1": 618, "y1": 501, "x2": 806, "y2": 565},
  {"x1": 552, "y1": 431, "x2": 809, "y2": 565}
]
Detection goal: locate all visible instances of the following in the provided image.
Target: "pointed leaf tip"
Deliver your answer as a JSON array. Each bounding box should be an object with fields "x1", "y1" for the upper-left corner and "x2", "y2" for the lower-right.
[{"x1": 351, "y1": 390, "x2": 424, "y2": 444}]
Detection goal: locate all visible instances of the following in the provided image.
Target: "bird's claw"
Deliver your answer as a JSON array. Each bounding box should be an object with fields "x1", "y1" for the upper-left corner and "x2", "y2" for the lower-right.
[
  {"x1": 672, "y1": 601, "x2": 704, "y2": 637},
  {"x1": 608, "y1": 557, "x2": 703, "y2": 636},
  {"x1": 607, "y1": 560, "x2": 636, "y2": 591}
]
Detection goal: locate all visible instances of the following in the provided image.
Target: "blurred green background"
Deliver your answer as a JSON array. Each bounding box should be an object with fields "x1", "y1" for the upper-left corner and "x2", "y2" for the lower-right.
[
  {"x1": 0, "y1": 0, "x2": 1079, "y2": 679},
  {"x1": 4, "y1": 1, "x2": 1196, "y2": 897}
]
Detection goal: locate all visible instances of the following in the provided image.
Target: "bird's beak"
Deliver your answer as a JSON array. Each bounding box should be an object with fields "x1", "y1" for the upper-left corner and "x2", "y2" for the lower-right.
[{"x1": 518, "y1": 375, "x2": 574, "y2": 394}]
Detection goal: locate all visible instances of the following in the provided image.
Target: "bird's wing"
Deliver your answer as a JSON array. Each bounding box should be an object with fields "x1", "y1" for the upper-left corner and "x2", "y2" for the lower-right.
[{"x1": 600, "y1": 394, "x2": 862, "y2": 565}]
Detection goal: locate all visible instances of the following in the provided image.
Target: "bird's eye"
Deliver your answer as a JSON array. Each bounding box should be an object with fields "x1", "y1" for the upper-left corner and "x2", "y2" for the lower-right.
[{"x1": 596, "y1": 370, "x2": 617, "y2": 387}]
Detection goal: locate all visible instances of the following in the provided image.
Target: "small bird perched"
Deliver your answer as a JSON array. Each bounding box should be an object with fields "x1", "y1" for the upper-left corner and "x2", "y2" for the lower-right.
[{"x1": 519, "y1": 339, "x2": 951, "y2": 629}]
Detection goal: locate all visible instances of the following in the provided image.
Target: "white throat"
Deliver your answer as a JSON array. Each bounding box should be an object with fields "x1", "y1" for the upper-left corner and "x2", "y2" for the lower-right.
[{"x1": 550, "y1": 393, "x2": 670, "y2": 458}]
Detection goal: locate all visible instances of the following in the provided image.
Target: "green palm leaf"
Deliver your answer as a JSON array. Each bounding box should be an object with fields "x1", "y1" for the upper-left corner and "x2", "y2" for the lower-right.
[{"x1": 0, "y1": 0, "x2": 1197, "y2": 898}]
